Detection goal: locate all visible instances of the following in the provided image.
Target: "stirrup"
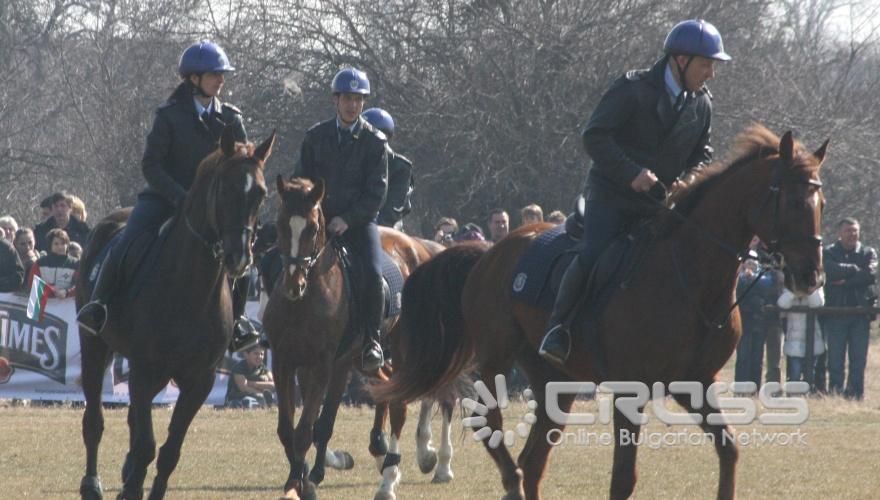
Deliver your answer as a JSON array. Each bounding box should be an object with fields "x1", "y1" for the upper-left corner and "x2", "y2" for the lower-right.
[
  {"x1": 77, "y1": 301, "x2": 108, "y2": 337},
  {"x1": 362, "y1": 341, "x2": 384, "y2": 371},
  {"x1": 229, "y1": 318, "x2": 261, "y2": 354},
  {"x1": 538, "y1": 324, "x2": 571, "y2": 365}
]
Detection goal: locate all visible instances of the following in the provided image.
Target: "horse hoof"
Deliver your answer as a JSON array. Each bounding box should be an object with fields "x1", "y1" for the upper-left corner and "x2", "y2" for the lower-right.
[
  {"x1": 301, "y1": 482, "x2": 318, "y2": 500},
  {"x1": 431, "y1": 471, "x2": 453, "y2": 483},
  {"x1": 418, "y1": 451, "x2": 438, "y2": 474},
  {"x1": 329, "y1": 450, "x2": 355, "y2": 470},
  {"x1": 80, "y1": 475, "x2": 103, "y2": 500},
  {"x1": 373, "y1": 491, "x2": 396, "y2": 500},
  {"x1": 501, "y1": 494, "x2": 525, "y2": 500}
]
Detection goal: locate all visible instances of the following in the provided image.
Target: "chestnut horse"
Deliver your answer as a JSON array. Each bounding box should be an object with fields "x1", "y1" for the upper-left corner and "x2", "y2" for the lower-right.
[
  {"x1": 263, "y1": 176, "x2": 451, "y2": 500},
  {"x1": 76, "y1": 128, "x2": 274, "y2": 500},
  {"x1": 377, "y1": 125, "x2": 827, "y2": 499}
]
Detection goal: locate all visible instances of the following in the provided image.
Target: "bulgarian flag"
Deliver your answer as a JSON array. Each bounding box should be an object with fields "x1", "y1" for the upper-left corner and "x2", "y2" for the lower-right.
[{"x1": 27, "y1": 275, "x2": 53, "y2": 322}]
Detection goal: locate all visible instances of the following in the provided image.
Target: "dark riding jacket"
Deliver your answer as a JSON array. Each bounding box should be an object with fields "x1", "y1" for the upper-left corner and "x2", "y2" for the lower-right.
[
  {"x1": 377, "y1": 148, "x2": 413, "y2": 228},
  {"x1": 823, "y1": 241, "x2": 877, "y2": 309},
  {"x1": 296, "y1": 117, "x2": 388, "y2": 227},
  {"x1": 142, "y1": 83, "x2": 247, "y2": 205},
  {"x1": 582, "y1": 57, "x2": 713, "y2": 212}
]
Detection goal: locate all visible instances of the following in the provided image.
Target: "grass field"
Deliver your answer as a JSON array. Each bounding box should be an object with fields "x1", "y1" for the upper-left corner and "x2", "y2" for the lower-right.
[{"x1": 2, "y1": 342, "x2": 880, "y2": 499}]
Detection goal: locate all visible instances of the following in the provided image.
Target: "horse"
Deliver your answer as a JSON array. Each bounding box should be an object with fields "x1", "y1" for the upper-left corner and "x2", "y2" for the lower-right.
[
  {"x1": 76, "y1": 127, "x2": 275, "y2": 500},
  {"x1": 376, "y1": 124, "x2": 828, "y2": 499},
  {"x1": 263, "y1": 176, "x2": 453, "y2": 500}
]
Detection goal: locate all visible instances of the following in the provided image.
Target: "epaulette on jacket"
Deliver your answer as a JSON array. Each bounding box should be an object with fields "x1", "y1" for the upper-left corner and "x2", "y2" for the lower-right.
[
  {"x1": 625, "y1": 69, "x2": 650, "y2": 82},
  {"x1": 358, "y1": 120, "x2": 387, "y2": 142},
  {"x1": 221, "y1": 102, "x2": 242, "y2": 114},
  {"x1": 392, "y1": 152, "x2": 412, "y2": 166},
  {"x1": 306, "y1": 121, "x2": 325, "y2": 134}
]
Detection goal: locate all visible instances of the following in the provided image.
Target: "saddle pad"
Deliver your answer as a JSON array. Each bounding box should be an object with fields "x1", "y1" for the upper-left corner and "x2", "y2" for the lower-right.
[
  {"x1": 381, "y1": 251, "x2": 404, "y2": 319},
  {"x1": 510, "y1": 224, "x2": 579, "y2": 311}
]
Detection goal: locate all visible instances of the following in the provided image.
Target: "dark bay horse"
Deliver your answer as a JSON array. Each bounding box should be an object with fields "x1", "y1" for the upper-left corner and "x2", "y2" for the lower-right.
[
  {"x1": 263, "y1": 176, "x2": 450, "y2": 500},
  {"x1": 377, "y1": 125, "x2": 828, "y2": 499},
  {"x1": 76, "y1": 128, "x2": 274, "y2": 500}
]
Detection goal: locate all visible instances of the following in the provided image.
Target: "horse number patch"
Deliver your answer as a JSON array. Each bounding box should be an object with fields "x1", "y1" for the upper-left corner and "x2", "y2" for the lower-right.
[{"x1": 512, "y1": 272, "x2": 527, "y2": 292}]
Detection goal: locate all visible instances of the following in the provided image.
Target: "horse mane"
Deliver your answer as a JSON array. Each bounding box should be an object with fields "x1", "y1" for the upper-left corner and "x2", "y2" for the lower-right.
[{"x1": 673, "y1": 123, "x2": 818, "y2": 215}]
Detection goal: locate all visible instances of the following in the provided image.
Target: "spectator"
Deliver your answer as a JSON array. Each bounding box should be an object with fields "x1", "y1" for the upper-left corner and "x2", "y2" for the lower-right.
[
  {"x1": 34, "y1": 192, "x2": 91, "y2": 252},
  {"x1": 225, "y1": 344, "x2": 275, "y2": 409},
  {"x1": 27, "y1": 228, "x2": 78, "y2": 299},
  {"x1": 0, "y1": 216, "x2": 19, "y2": 242},
  {"x1": 433, "y1": 217, "x2": 458, "y2": 247},
  {"x1": 68, "y1": 241, "x2": 83, "y2": 260},
  {"x1": 546, "y1": 210, "x2": 566, "y2": 225},
  {"x1": 487, "y1": 209, "x2": 509, "y2": 243},
  {"x1": 778, "y1": 287, "x2": 825, "y2": 383},
  {"x1": 13, "y1": 228, "x2": 41, "y2": 278},
  {"x1": 823, "y1": 217, "x2": 877, "y2": 400},
  {"x1": 520, "y1": 204, "x2": 544, "y2": 226},
  {"x1": 733, "y1": 259, "x2": 778, "y2": 388},
  {"x1": 69, "y1": 195, "x2": 88, "y2": 222},
  {"x1": 0, "y1": 238, "x2": 25, "y2": 293},
  {"x1": 39, "y1": 196, "x2": 54, "y2": 219},
  {"x1": 454, "y1": 222, "x2": 486, "y2": 243}
]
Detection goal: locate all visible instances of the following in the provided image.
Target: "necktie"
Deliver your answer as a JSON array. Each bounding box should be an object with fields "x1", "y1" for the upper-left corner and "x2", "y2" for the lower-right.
[
  {"x1": 339, "y1": 128, "x2": 352, "y2": 147},
  {"x1": 674, "y1": 91, "x2": 689, "y2": 112},
  {"x1": 201, "y1": 110, "x2": 211, "y2": 123}
]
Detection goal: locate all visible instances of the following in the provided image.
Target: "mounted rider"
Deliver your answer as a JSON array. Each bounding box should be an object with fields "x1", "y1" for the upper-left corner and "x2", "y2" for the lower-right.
[
  {"x1": 77, "y1": 41, "x2": 261, "y2": 353},
  {"x1": 294, "y1": 68, "x2": 389, "y2": 371},
  {"x1": 361, "y1": 108, "x2": 414, "y2": 231},
  {"x1": 539, "y1": 19, "x2": 732, "y2": 365}
]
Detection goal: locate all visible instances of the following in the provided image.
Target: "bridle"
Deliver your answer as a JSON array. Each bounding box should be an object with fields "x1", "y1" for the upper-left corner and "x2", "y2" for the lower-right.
[{"x1": 281, "y1": 208, "x2": 334, "y2": 281}]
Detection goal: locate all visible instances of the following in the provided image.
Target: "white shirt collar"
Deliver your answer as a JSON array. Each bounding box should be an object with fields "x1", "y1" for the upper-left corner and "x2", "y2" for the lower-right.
[
  {"x1": 664, "y1": 64, "x2": 684, "y2": 103},
  {"x1": 194, "y1": 97, "x2": 214, "y2": 117}
]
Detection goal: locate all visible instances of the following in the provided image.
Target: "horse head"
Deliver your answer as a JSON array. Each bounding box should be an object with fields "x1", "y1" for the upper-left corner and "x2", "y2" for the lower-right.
[
  {"x1": 748, "y1": 130, "x2": 828, "y2": 296},
  {"x1": 275, "y1": 175, "x2": 326, "y2": 301},
  {"x1": 194, "y1": 127, "x2": 274, "y2": 278}
]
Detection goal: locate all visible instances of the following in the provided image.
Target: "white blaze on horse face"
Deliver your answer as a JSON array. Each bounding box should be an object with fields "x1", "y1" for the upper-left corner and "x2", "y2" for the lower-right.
[{"x1": 289, "y1": 216, "x2": 307, "y2": 275}]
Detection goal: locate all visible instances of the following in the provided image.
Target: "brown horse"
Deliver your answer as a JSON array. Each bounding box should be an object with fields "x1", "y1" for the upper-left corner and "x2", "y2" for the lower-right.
[
  {"x1": 377, "y1": 125, "x2": 827, "y2": 499},
  {"x1": 263, "y1": 176, "x2": 449, "y2": 500},
  {"x1": 76, "y1": 128, "x2": 274, "y2": 500}
]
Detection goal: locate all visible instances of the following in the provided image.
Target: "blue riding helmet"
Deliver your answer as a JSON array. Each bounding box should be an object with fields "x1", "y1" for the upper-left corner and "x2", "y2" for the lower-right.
[
  {"x1": 331, "y1": 68, "x2": 371, "y2": 95},
  {"x1": 362, "y1": 108, "x2": 394, "y2": 137},
  {"x1": 178, "y1": 41, "x2": 235, "y2": 77},
  {"x1": 663, "y1": 19, "x2": 732, "y2": 61}
]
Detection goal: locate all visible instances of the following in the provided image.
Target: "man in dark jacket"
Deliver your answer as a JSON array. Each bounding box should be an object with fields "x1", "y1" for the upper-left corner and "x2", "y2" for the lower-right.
[
  {"x1": 294, "y1": 67, "x2": 389, "y2": 370},
  {"x1": 823, "y1": 218, "x2": 877, "y2": 400},
  {"x1": 34, "y1": 192, "x2": 91, "y2": 252},
  {"x1": 77, "y1": 41, "x2": 259, "y2": 352},
  {"x1": 539, "y1": 19, "x2": 732, "y2": 364},
  {"x1": 362, "y1": 108, "x2": 413, "y2": 231}
]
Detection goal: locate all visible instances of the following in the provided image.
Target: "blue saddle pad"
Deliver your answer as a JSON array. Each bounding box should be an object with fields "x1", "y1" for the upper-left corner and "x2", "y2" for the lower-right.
[
  {"x1": 381, "y1": 251, "x2": 404, "y2": 319},
  {"x1": 87, "y1": 219, "x2": 174, "y2": 301},
  {"x1": 510, "y1": 224, "x2": 579, "y2": 310}
]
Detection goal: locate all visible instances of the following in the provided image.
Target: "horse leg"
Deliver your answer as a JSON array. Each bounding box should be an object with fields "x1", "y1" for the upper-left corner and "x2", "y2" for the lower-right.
[
  {"x1": 474, "y1": 365, "x2": 524, "y2": 500},
  {"x1": 370, "y1": 401, "x2": 390, "y2": 472},
  {"x1": 309, "y1": 364, "x2": 354, "y2": 487},
  {"x1": 672, "y1": 392, "x2": 738, "y2": 500},
  {"x1": 432, "y1": 399, "x2": 455, "y2": 484},
  {"x1": 148, "y1": 371, "x2": 214, "y2": 500},
  {"x1": 609, "y1": 402, "x2": 642, "y2": 500},
  {"x1": 288, "y1": 362, "x2": 333, "y2": 500},
  {"x1": 374, "y1": 398, "x2": 406, "y2": 500},
  {"x1": 274, "y1": 358, "x2": 303, "y2": 499},
  {"x1": 118, "y1": 368, "x2": 165, "y2": 500},
  {"x1": 414, "y1": 399, "x2": 438, "y2": 474},
  {"x1": 80, "y1": 337, "x2": 112, "y2": 500}
]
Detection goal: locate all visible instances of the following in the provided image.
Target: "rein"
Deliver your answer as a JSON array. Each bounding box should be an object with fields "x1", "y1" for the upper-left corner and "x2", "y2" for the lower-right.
[{"x1": 183, "y1": 165, "x2": 256, "y2": 262}]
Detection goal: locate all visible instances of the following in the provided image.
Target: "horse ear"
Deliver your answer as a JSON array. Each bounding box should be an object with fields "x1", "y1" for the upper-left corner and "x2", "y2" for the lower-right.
[
  {"x1": 276, "y1": 174, "x2": 285, "y2": 195},
  {"x1": 309, "y1": 178, "x2": 325, "y2": 204},
  {"x1": 254, "y1": 129, "x2": 277, "y2": 164},
  {"x1": 813, "y1": 139, "x2": 830, "y2": 163},
  {"x1": 221, "y1": 126, "x2": 237, "y2": 157},
  {"x1": 779, "y1": 131, "x2": 794, "y2": 163}
]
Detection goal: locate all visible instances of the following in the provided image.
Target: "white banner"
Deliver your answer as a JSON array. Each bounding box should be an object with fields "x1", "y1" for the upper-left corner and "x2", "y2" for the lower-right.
[{"x1": 0, "y1": 292, "x2": 261, "y2": 405}]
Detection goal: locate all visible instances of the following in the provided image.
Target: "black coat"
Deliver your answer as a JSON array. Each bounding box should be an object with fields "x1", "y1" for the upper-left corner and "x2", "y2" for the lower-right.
[
  {"x1": 34, "y1": 216, "x2": 91, "y2": 253},
  {"x1": 295, "y1": 117, "x2": 388, "y2": 227},
  {"x1": 823, "y1": 241, "x2": 877, "y2": 309},
  {"x1": 582, "y1": 57, "x2": 713, "y2": 211},
  {"x1": 377, "y1": 148, "x2": 413, "y2": 228},
  {"x1": 142, "y1": 83, "x2": 247, "y2": 205},
  {"x1": 0, "y1": 239, "x2": 24, "y2": 292}
]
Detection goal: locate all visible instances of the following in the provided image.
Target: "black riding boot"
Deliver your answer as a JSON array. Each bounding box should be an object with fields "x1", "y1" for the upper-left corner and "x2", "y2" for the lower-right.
[
  {"x1": 538, "y1": 257, "x2": 590, "y2": 365},
  {"x1": 76, "y1": 253, "x2": 120, "y2": 336},
  {"x1": 361, "y1": 275, "x2": 385, "y2": 371},
  {"x1": 229, "y1": 277, "x2": 261, "y2": 353}
]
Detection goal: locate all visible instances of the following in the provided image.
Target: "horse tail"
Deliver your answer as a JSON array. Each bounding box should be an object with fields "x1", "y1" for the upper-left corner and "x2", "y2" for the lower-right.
[{"x1": 373, "y1": 243, "x2": 488, "y2": 403}]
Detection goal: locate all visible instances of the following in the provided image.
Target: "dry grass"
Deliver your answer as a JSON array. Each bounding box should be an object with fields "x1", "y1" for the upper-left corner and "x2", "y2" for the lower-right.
[{"x1": 2, "y1": 341, "x2": 880, "y2": 499}]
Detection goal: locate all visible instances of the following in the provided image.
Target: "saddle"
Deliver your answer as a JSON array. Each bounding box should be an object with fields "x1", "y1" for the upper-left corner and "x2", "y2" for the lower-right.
[{"x1": 88, "y1": 217, "x2": 175, "y2": 302}]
